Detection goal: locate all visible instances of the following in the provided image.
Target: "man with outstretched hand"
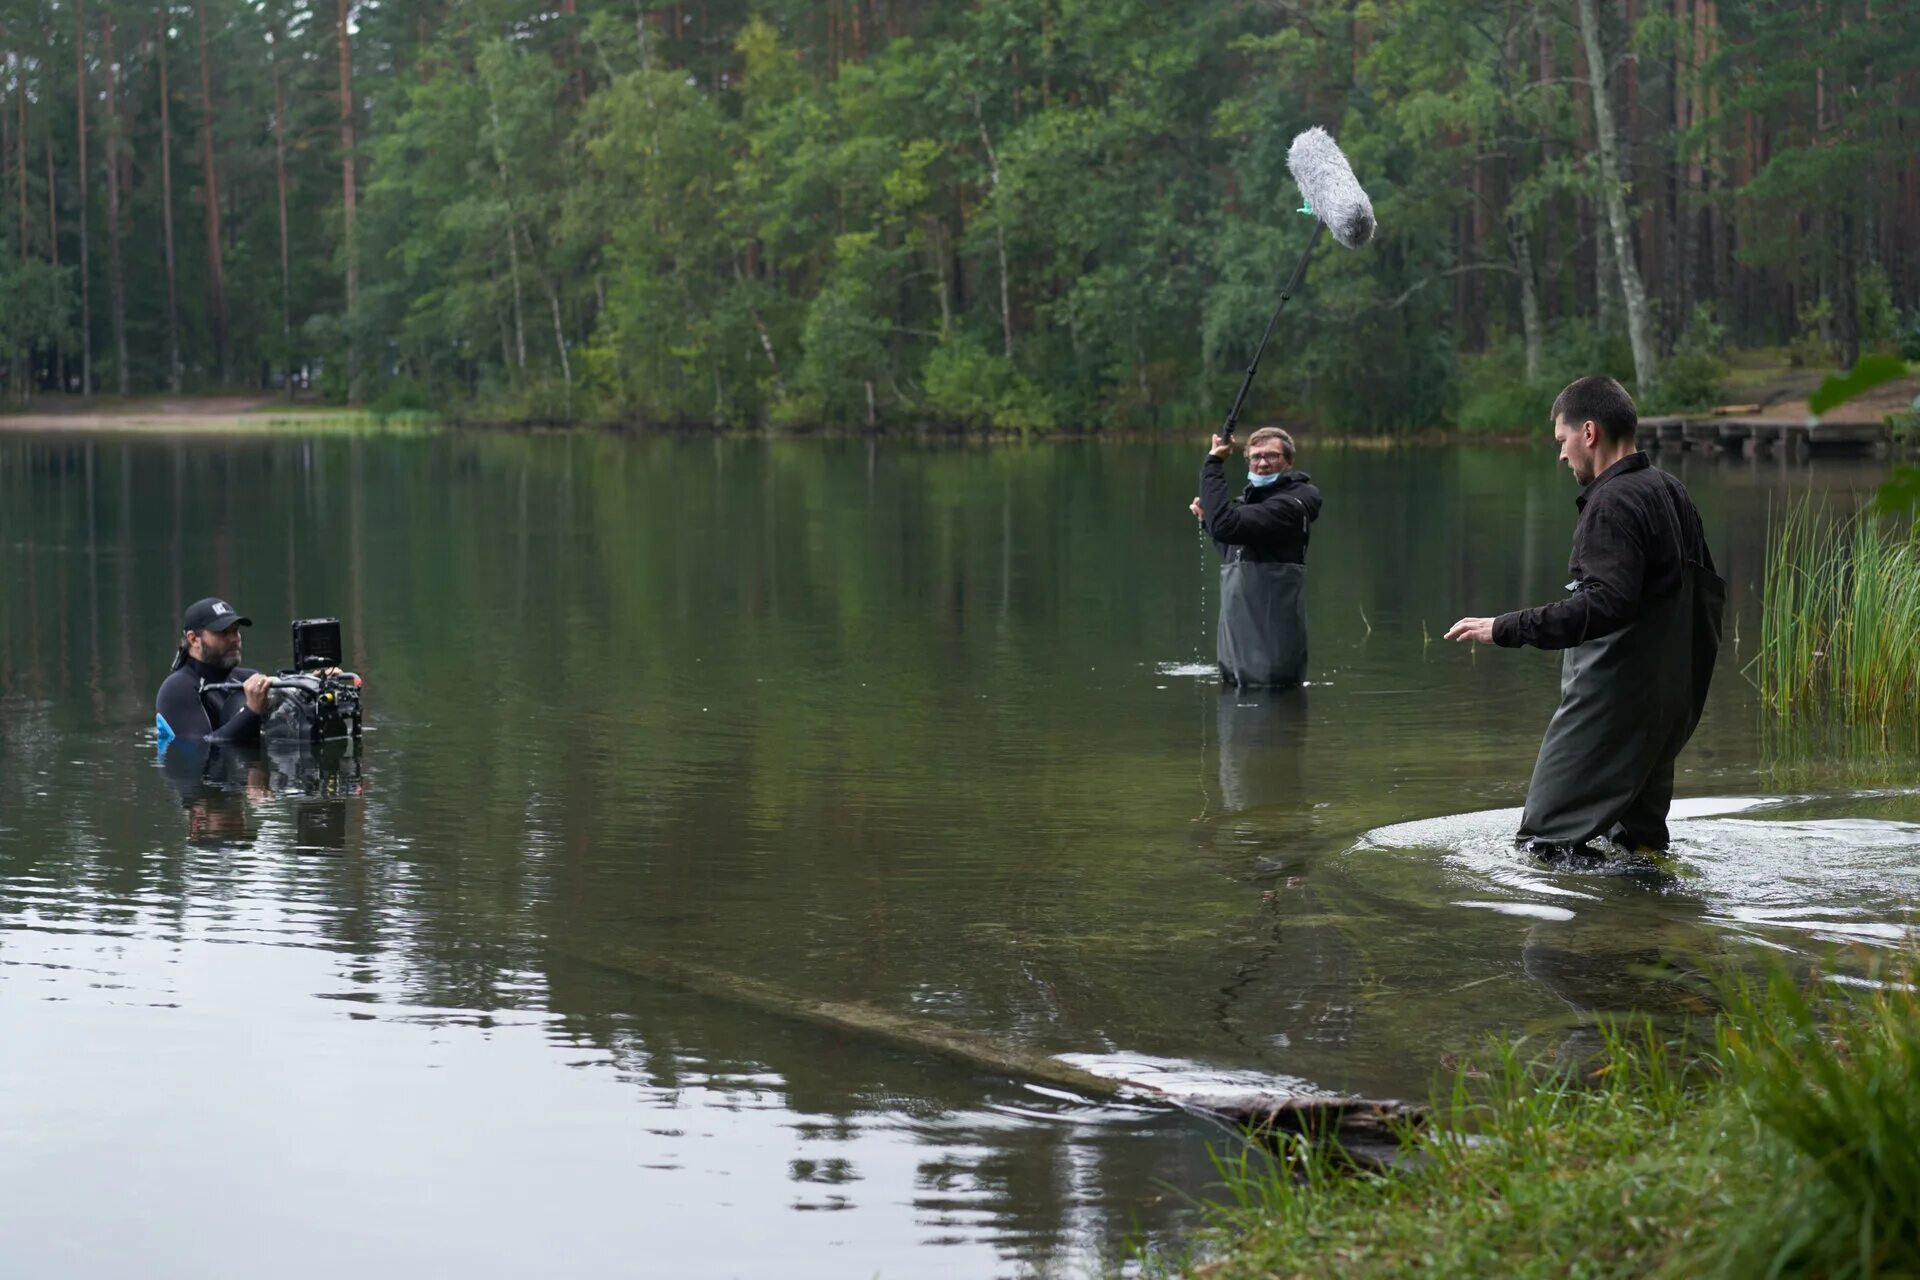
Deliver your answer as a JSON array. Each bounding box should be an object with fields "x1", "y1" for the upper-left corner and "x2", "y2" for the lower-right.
[
  {"x1": 1446, "y1": 376, "x2": 1725, "y2": 856},
  {"x1": 1191, "y1": 426, "x2": 1323, "y2": 688},
  {"x1": 155, "y1": 597, "x2": 272, "y2": 745}
]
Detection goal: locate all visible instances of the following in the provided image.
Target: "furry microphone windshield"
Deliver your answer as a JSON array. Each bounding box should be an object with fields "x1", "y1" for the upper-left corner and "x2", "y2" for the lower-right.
[
  {"x1": 1213, "y1": 126, "x2": 1378, "y2": 442},
  {"x1": 1287, "y1": 127, "x2": 1376, "y2": 249}
]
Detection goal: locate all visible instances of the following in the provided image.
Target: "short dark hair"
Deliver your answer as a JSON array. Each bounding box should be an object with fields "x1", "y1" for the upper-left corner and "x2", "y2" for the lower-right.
[
  {"x1": 1551, "y1": 375, "x2": 1637, "y2": 443},
  {"x1": 1245, "y1": 426, "x2": 1295, "y2": 463}
]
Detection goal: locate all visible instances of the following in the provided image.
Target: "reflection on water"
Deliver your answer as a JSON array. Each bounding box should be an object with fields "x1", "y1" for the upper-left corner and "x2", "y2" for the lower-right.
[{"x1": 1, "y1": 433, "x2": 1916, "y2": 1277}]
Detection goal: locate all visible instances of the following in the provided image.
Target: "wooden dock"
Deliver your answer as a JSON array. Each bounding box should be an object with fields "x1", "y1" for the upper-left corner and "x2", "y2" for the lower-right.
[{"x1": 1639, "y1": 414, "x2": 1892, "y2": 459}]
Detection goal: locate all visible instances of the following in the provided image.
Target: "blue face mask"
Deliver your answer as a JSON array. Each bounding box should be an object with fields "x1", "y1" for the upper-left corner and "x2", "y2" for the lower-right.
[{"x1": 1248, "y1": 470, "x2": 1283, "y2": 488}]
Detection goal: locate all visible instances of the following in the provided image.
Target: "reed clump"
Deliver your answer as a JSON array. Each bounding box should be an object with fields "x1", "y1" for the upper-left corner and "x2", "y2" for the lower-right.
[{"x1": 1753, "y1": 502, "x2": 1920, "y2": 738}]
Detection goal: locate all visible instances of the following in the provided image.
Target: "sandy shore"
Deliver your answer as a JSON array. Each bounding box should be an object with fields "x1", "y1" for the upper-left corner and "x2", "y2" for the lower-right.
[{"x1": 0, "y1": 395, "x2": 364, "y2": 433}]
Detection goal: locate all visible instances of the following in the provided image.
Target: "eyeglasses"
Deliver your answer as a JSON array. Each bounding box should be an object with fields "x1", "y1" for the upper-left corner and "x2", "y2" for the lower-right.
[{"x1": 1248, "y1": 451, "x2": 1288, "y2": 464}]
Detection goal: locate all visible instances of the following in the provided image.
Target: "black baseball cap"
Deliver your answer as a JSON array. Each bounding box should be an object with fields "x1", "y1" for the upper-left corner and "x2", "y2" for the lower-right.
[{"x1": 181, "y1": 597, "x2": 253, "y2": 633}]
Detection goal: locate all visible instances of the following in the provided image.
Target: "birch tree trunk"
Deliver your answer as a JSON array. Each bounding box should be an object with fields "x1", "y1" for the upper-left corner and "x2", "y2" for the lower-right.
[
  {"x1": 481, "y1": 84, "x2": 528, "y2": 379},
  {"x1": 970, "y1": 99, "x2": 1014, "y2": 360},
  {"x1": 1510, "y1": 216, "x2": 1544, "y2": 385},
  {"x1": 1575, "y1": 0, "x2": 1660, "y2": 395}
]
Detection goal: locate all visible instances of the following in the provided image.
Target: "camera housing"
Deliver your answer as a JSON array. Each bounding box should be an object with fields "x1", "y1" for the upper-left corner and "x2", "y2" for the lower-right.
[
  {"x1": 291, "y1": 618, "x2": 344, "y2": 673},
  {"x1": 265, "y1": 618, "x2": 363, "y2": 743}
]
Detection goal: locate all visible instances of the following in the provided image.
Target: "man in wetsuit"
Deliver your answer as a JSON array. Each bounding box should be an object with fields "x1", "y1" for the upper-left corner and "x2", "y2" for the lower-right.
[
  {"x1": 1445, "y1": 376, "x2": 1725, "y2": 855},
  {"x1": 155, "y1": 597, "x2": 273, "y2": 744},
  {"x1": 1189, "y1": 426, "x2": 1324, "y2": 688}
]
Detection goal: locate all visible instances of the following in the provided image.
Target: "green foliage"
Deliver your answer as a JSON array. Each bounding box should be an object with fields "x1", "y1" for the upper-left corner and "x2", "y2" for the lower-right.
[
  {"x1": 1456, "y1": 319, "x2": 1640, "y2": 432},
  {"x1": 1653, "y1": 305, "x2": 1729, "y2": 413},
  {"x1": 918, "y1": 333, "x2": 1056, "y2": 432},
  {"x1": 1857, "y1": 262, "x2": 1900, "y2": 353},
  {"x1": 1455, "y1": 342, "x2": 1544, "y2": 433},
  {"x1": 1900, "y1": 310, "x2": 1920, "y2": 363},
  {"x1": 0, "y1": 262, "x2": 76, "y2": 386},
  {"x1": 6, "y1": 0, "x2": 1919, "y2": 424},
  {"x1": 1808, "y1": 354, "x2": 1911, "y2": 417},
  {"x1": 1180, "y1": 948, "x2": 1920, "y2": 1280},
  {"x1": 1789, "y1": 297, "x2": 1838, "y2": 370}
]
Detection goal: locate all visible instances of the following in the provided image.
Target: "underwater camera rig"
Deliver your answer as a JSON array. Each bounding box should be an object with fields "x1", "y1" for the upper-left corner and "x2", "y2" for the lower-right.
[
  {"x1": 200, "y1": 618, "x2": 364, "y2": 743},
  {"x1": 270, "y1": 618, "x2": 364, "y2": 743}
]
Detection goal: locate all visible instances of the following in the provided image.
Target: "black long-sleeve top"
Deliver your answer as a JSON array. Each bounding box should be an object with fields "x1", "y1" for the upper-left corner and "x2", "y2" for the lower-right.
[
  {"x1": 1199, "y1": 456, "x2": 1323, "y2": 563},
  {"x1": 1493, "y1": 451, "x2": 1715, "y2": 650},
  {"x1": 155, "y1": 655, "x2": 263, "y2": 744}
]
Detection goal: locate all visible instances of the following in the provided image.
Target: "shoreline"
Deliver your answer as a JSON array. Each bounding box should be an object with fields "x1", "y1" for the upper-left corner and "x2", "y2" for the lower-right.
[
  {"x1": 1, "y1": 392, "x2": 1907, "y2": 453},
  {"x1": 0, "y1": 403, "x2": 1536, "y2": 446}
]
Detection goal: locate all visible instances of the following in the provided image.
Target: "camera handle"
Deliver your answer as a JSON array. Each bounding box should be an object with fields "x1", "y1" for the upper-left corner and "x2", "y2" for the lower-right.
[
  {"x1": 198, "y1": 671, "x2": 361, "y2": 696},
  {"x1": 198, "y1": 677, "x2": 301, "y2": 694}
]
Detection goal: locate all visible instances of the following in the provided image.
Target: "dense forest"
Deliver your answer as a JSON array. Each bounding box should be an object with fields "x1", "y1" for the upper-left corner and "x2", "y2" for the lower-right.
[{"x1": 1, "y1": 0, "x2": 1917, "y2": 429}]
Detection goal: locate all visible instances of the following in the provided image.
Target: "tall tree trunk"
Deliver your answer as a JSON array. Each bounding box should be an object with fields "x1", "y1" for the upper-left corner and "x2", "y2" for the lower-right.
[
  {"x1": 1535, "y1": 21, "x2": 1558, "y2": 322},
  {"x1": 16, "y1": 71, "x2": 27, "y2": 262},
  {"x1": 1835, "y1": 213, "x2": 1861, "y2": 369},
  {"x1": 103, "y1": 12, "x2": 129, "y2": 396},
  {"x1": 1570, "y1": 21, "x2": 1616, "y2": 337},
  {"x1": 480, "y1": 64, "x2": 529, "y2": 378},
  {"x1": 338, "y1": 0, "x2": 359, "y2": 400},
  {"x1": 157, "y1": 6, "x2": 181, "y2": 392},
  {"x1": 561, "y1": 0, "x2": 586, "y2": 103},
  {"x1": 1705, "y1": 0, "x2": 1730, "y2": 315},
  {"x1": 1510, "y1": 216, "x2": 1544, "y2": 385},
  {"x1": 1575, "y1": 0, "x2": 1660, "y2": 395},
  {"x1": 195, "y1": 1, "x2": 228, "y2": 385},
  {"x1": 7, "y1": 72, "x2": 20, "y2": 399},
  {"x1": 77, "y1": 0, "x2": 93, "y2": 396},
  {"x1": 271, "y1": 22, "x2": 292, "y2": 397},
  {"x1": 45, "y1": 136, "x2": 57, "y2": 268},
  {"x1": 543, "y1": 267, "x2": 572, "y2": 419},
  {"x1": 734, "y1": 260, "x2": 785, "y2": 398},
  {"x1": 970, "y1": 99, "x2": 1014, "y2": 360},
  {"x1": 47, "y1": 136, "x2": 62, "y2": 393}
]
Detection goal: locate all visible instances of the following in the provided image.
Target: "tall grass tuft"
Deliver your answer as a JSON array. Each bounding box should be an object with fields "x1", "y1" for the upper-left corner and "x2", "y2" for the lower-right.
[
  {"x1": 1710, "y1": 953, "x2": 1920, "y2": 1279},
  {"x1": 1753, "y1": 500, "x2": 1920, "y2": 738}
]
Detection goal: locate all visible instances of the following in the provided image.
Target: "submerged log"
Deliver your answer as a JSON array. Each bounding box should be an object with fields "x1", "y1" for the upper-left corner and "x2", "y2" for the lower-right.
[
  {"x1": 1173, "y1": 1093, "x2": 1428, "y2": 1172},
  {"x1": 562, "y1": 942, "x2": 1425, "y2": 1168}
]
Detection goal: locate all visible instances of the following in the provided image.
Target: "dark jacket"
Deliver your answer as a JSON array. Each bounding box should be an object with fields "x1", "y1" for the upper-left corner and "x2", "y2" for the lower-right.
[
  {"x1": 155, "y1": 655, "x2": 263, "y2": 744},
  {"x1": 1199, "y1": 457, "x2": 1323, "y2": 563},
  {"x1": 1494, "y1": 452, "x2": 1714, "y2": 650}
]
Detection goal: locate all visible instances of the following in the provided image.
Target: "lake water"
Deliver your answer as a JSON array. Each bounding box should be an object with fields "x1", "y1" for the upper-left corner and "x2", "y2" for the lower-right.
[{"x1": 2, "y1": 430, "x2": 1915, "y2": 1278}]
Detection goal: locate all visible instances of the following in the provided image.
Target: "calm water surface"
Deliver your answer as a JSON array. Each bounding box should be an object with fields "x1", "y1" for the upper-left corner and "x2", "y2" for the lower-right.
[{"x1": 2, "y1": 431, "x2": 1916, "y2": 1278}]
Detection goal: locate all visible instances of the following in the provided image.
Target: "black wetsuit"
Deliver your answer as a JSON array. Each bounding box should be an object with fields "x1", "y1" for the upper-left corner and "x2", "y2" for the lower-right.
[{"x1": 155, "y1": 656, "x2": 263, "y2": 745}]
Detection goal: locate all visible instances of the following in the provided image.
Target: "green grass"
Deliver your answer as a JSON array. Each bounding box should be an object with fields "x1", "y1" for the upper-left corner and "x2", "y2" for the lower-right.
[
  {"x1": 1753, "y1": 502, "x2": 1920, "y2": 740},
  {"x1": 252, "y1": 409, "x2": 444, "y2": 432},
  {"x1": 1163, "y1": 948, "x2": 1920, "y2": 1280}
]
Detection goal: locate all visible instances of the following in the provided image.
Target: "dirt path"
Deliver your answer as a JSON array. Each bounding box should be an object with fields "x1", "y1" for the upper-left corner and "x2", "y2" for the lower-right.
[{"x1": 1758, "y1": 374, "x2": 1919, "y2": 423}]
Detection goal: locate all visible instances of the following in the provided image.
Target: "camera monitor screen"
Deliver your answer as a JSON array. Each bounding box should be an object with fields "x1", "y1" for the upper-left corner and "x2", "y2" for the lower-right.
[{"x1": 291, "y1": 618, "x2": 343, "y2": 671}]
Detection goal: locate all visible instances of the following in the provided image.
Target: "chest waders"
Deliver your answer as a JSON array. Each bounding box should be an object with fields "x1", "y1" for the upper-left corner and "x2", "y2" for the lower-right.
[
  {"x1": 1518, "y1": 561, "x2": 1726, "y2": 850},
  {"x1": 1217, "y1": 553, "x2": 1309, "y2": 689}
]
